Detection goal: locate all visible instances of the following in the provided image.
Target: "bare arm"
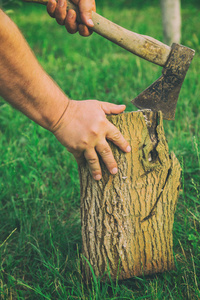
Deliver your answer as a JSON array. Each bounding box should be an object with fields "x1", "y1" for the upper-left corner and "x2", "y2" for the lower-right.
[
  {"x1": 0, "y1": 10, "x2": 131, "y2": 180},
  {"x1": 0, "y1": 9, "x2": 68, "y2": 130}
]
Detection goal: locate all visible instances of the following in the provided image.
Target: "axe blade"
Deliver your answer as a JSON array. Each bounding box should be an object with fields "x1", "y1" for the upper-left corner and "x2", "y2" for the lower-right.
[{"x1": 132, "y1": 43, "x2": 195, "y2": 120}]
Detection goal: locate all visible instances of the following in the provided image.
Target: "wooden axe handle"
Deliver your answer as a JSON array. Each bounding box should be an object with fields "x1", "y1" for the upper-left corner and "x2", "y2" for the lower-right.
[{"x1": 24, "y1": 0, "x2": 171, "y2": 67}]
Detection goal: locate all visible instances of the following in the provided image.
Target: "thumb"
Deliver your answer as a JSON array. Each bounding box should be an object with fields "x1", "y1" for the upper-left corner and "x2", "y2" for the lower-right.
[
  {"x1": 78, "y1": 0, "x2": 95, "y2": 27},
  {"x1": 101, "y1": 102, "x2": 126, "y2": 115}
]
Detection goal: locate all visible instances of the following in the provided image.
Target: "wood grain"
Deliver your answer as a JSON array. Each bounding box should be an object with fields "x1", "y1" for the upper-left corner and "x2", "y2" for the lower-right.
[{"x1": 79, "y1": 111, "x2": 181, "y2": 281}]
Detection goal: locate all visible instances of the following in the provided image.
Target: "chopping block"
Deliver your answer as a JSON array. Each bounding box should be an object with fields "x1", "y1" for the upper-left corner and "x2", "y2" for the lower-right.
[{"x1": 79, "y1": 110, "x2": 181, "y2": 282}]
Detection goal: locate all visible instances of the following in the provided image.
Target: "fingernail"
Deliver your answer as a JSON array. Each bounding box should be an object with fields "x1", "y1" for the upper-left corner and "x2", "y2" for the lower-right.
[
  {"x1": 87, "y1": 19, "x2": 94, "y2": 26},
  {"x1": 126, "y1": 145, "x2": 131, "y2": 152},
  {"x1": 58, "y1": 0, "x2": 65, "y2": 7},
  {"x1": 94, "y1": 174, "x2": 102, "y2": 181},
  {"x1": 111, "y1": 167, "x2": 118, "y2": 175}
]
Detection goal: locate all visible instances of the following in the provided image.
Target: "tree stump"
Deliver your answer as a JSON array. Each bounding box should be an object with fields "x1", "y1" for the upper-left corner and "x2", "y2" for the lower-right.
[{"x1": 79, "y1": 110, "x2": 181, "y2": 282}]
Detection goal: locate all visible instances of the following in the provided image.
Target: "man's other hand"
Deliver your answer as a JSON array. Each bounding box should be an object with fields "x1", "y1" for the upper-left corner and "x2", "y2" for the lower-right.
[{"x1": 47, "y1": 0, "x2": 96, "y2": 36}]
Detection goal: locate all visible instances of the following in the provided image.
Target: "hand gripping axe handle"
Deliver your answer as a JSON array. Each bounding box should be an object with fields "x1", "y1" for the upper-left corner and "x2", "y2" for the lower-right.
[{"x1": 24, "y1": 0, "x2": 195, "y2": 120}]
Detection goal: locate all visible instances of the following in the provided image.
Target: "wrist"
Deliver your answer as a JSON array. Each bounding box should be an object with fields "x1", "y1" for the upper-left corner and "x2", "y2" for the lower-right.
[
  {"x1": 50, "y1": 99, "x2": 77, "y2": 134},
  {"x1": 49, "y1": 98, "x2": 70, "y2": 133},
  {"x1": 42, "y1": 89, "x2": 71, "y2": 132}
]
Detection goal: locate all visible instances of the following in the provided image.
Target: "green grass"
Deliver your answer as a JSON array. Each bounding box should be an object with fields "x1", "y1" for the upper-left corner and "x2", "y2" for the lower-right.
[{"x1": 0, "y1": 1, "x2": 200, "y2": 299}]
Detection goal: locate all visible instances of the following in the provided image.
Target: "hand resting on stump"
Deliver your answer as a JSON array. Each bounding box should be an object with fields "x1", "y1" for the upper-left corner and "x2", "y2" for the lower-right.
[{"x1": 0, "y1": 10, "x2": 131, "y2": 180}]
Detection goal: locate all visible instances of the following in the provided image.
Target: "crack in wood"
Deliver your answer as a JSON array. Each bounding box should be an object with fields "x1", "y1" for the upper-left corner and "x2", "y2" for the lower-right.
[
  {"x1": 141, "y1": 167, "x2": 172, "y2": 223},
  {"x1": 79, "y1": 111, "x2": 181, "y2": 281}
]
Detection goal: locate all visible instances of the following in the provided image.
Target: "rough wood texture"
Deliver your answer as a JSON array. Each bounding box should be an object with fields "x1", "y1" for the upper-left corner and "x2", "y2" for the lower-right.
[{"x1": 79, "y1": 111, "x2": 181, "y2": 281}]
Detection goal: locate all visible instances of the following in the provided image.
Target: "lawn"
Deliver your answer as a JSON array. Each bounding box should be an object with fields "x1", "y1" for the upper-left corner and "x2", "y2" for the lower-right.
[{"x1": 0, "y1": 0, "x2": 200, "y2": 299}]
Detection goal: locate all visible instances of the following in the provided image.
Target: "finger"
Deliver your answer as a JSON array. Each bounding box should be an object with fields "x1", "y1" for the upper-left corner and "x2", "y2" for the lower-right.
[
  {"x1": 73, "y1": 151, "x2": 85, "y2": 165},
  {"x1": 84, "y1": 149, "x2": 102, "y2": 180},
  {"x1": 106, "y1": 122, "x2": 131, "y2": 153},
  {"x1": 55, "y1": 0, "x2": 67, "y2": 25},
  {"x1": 78, "y1": 24, "x2": 92, "y2": 37},
  {"x1": 47, "y1": 0, "x2": 57, "y2": 17},
  {"x1": 65, "y1": 9, "x2": 78, "y2": 34},
  {"x1": 96, "y1": 141, "x2": 118, "y2": 175},
  {"x1": 101, "y1": 102, "x2": 126, "y2": 115},
  {"x1": 78, "y1": 0, "x2": 95, "y2": 27}
]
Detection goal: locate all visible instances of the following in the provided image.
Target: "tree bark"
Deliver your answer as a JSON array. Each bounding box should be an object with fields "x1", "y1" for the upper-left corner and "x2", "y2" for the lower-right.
[
  {"x1": 79, "y1": 110, "x2": 181, "y2": 282},
  {"x1": 160, "y1": 0, "x2": 181, "y2": 45}
]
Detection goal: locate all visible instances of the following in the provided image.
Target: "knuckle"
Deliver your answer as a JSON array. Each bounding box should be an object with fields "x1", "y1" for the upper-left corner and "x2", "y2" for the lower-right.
[
  {"x1": 87, "y1": 157, "x2": 98, "y2": 165},
  {"x1": 76, "y1": 142, "x2": 88, "y2": 151},
  {"x1": 81, "y1": 139, "x2": 89, "y2": 147},
  {"x1": 88, "y1": 123, "x2": 102, "y2": 137},
  {"x1": 112, "y1": 130, "x2": 122, "y2": 141},
  {"x1": 80, "y1": 31, "x2": 91, "y2": 37},
  {"x1": 78, "y1": 25, "x2": 87, "y2": 36},
  {"x1": 98, "y1": 113, "x2": 106, "y2": 122},
  {"x1": 67, "y1": 141, "x2": 87, "y2": 152},
  {"x1": 84, "y1": 152, "x2": 98, "y2": 166},
  {"x1": 67, "y1": 144, "x2": 79, "y2": 153},
  {"x1": 47, "y1": 0, "x2": 55, "y2": 11},
  {"x1": 90, "y1": 128, "x2": 98, "y2": 137},
  {"x1": 98, "y1": 146, "x2": 111, "y2": 156},
  {"x1": 78, "y1": 24, "x2": 92, "y2": 37},
  {"x1": 55, "y1": 8, "x2": 66, "y2": 20},
  {"x1": 66, "y1": 26, "x2": 77, "y2": 34},
  {"x1": 47, "y1": 5, "x2": 56, "y2": 17}
]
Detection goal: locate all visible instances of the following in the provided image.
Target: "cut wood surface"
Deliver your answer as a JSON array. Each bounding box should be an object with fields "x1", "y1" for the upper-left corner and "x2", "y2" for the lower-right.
[{"x1": 79, "y1": 110, "x2": 181, "y2": 281}]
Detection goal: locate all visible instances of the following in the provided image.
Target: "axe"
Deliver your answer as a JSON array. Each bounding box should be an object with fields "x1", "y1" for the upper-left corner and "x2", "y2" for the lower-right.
[{"x1": 24, "y1": 0, "x2": 195, "y2": 120}]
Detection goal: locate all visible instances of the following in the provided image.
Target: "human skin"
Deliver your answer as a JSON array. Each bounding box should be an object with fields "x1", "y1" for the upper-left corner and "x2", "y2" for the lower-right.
[
  {"x1": 47, "y1": 0, "x2": 96, "y2": 36},
  {"x1": 0, "y1": 10, "x2": 131, "y2": 181}
]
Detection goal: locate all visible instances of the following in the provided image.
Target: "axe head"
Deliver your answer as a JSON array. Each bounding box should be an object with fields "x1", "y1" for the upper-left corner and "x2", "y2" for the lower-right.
[{"x1": 132, "y1": 43, "x2": 195, "y2": 120}]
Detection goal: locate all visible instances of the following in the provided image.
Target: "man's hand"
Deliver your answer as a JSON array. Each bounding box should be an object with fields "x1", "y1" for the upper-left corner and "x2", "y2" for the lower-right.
[
  {"x1": 0, "y1": 11, "x2": 130, "y2": 181},
  {"x1": 47, "y1": 0, "x2": 96, "y2": 36},
  {"x1": 52, "y1": 100, "x2": 131, "y2": 180}
]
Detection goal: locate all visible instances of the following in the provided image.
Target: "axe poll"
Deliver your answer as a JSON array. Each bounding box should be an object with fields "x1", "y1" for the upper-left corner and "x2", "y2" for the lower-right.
[{"x1": 24, "y1": 0, "x2": 195, "y2": 120}]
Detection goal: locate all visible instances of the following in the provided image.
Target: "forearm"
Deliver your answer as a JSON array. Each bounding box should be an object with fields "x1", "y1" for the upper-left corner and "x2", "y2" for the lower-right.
[
  {"x1": 0, "y1": 9, "x2": 69, "y2": 131},
  {"x1": 0, "y1": 9, "x2": 131, "y2": 181}
]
